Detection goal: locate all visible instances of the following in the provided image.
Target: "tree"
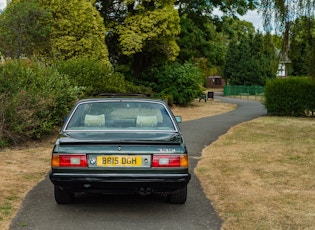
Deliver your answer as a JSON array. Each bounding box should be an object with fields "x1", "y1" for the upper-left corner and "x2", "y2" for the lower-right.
[
  {"x1": 0, "y1": 0, "x2": 111, "y2": 64},
  {"x1": 175, "y1": 0, "x2": 258, "y2": 17},
  {"x1": 225, "y1": 35, "x2": 252, "y2": 85},
  {"x1": 117, "y1": 3, "x2": 180, "y2": 59},
  {"x1": 289, "y1": 16, "x2": 315, "y2": 76},
  {"x1": 97, "y1": 0, "x2": 180, "y2": 77},
  {"x1": 261, "y1": 0, "x2": 315, "y2": 31},
  {"x1": 262, "y1": 32, "x2": 279, "y2": 78},
  {"x1": 225, "y1": 32, "x2": 277, "y2": 85},
  {"x1": 224, "y1": 37, "x2": 240, "y2": 83},
  {"x1": 177, "y1": 15, "x2": 228, "y2": 77},
  {"x1": 39, "y1": 0, "x2": 110, "y2": 64},
  {"x1": 0, "y1": 0, "x2": 51, "y2": 58},
  {"x1": 146, "y1": 61, "x2": 203, "y2": 106},
  {"x1": 175, "y1": 0, "x2": 258, "y2": 79},
  {"x1": 260, "y1": 0, "x2": 315, "y2": 77}
]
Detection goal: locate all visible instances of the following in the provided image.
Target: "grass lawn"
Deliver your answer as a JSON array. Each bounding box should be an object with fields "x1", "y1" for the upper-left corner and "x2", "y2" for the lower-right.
[{"x1": 195, "y1": 116, "x2": 315, "y2": 229}]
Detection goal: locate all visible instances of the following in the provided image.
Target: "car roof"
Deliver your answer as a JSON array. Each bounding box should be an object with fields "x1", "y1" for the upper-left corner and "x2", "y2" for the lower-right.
[{"x1": 76, "y1": 97, "x2": 164, "y2": 104}]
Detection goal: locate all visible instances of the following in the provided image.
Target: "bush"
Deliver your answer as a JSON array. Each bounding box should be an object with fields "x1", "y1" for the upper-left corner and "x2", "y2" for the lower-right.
[
  {"x1": 147, "y1": 61, "x2": 203, "y2": 106},
  {"x1": 264, "y1": 77, "x2": 315, "y2": 116},
  {"x1": 54, "y1": 57, "x2": 151, "y2": 96},
  {"x1": 0, "y1": 59, "x2": 82, "y2": 146}
]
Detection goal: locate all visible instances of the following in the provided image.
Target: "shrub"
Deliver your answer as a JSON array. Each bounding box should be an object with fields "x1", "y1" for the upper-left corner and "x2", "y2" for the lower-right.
[
  {"x1": 147, "y1": 61, "x2": 203, "y2": 106},
  {"x1": 0, "y1": 59, "x2": 82, "y2": 146},
  {"x1": 54, "y1": 57, "x2": 151, "y2": 96},
  {"x1": 264, "y1": 77, "x2": 315, "y2": 116},
  {"x1": 304, "y1": 79, "x2": 315, "y2": 116}
]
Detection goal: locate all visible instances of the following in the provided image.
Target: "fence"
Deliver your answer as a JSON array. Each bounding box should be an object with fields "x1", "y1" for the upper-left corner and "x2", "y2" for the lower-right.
[{"x1": 224, "y1": 85, "x2": 265, "y2": 101}]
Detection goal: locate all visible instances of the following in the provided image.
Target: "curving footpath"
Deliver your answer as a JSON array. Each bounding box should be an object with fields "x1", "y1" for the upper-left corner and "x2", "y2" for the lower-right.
[{"x1": 10, "y1": 93, "x2": 266, "y2": 230}]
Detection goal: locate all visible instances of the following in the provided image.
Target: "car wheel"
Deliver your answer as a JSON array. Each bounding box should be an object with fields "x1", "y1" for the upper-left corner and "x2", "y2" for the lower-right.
[
  {"x1": 167, "y1": 186, "x2": 187, "y2": 204},
  {"x1": 54, "y1": 186, "x2": 75, "y2": 204}
]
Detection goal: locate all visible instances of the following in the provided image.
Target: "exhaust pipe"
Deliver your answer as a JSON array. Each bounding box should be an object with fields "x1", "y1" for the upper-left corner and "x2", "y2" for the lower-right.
[
  {"x1": 139, "y1": 187, "x2": 152, "y2": 196},
  {"x1": 146, "y1": 187, "x2": 152, "y2": 195},
  {"x1": 139, "y1": 187, "x2": 145, "y2": 196}
]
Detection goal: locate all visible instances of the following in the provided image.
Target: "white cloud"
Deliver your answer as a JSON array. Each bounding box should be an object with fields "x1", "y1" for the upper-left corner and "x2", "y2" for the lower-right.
[
  {"x1": 239, "y1": 10, "x2": 264, "y2": 31},
  {"x1": 0, "y1": 0, "x2": 6, "y2": 10}
]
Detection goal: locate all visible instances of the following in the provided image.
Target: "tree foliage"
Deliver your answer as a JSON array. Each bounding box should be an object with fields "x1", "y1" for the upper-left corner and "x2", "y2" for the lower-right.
[
  {"x1": 177, "y1": 15, "x2": 228, "y2": 76},
  {"x1": 225, "y1": 32, "x2": 277, "y2": 85},
  {"x1": 0, "y1": 0, "x2": 51, "y2": 58},
  {"x1": 146, "y1": 61, "x2": 203, "y2": 106},
  {"x1": 118, "y1": 5, "x2": 180, "y2": 58},
  {"x1": 260, "y1": 1, "x2": 315, "y2": 78},
  {"x1": 38, "y1": 0, "x2": 110, "y2": 64},
  {"x1": 261, "y1": 0, "x2": 315, "y2": 31},
  {"x1": 54, "y1": 57, "x2": 151, "y2": 97},
  {"x1": 289, "y1": 16, "x2": 315, "y2": 76},
  {"x1": 97, "y1": 0, "x2": 180, "y2": 76},
  {"x1": 176, "y1": 0, "x2": 258, "y2": 17},
  {"x1": 175, "y1": 0, "x2": 259, "y2": 80},
  {"x1": 0, "y1": 59, "x2": 82, "y2": 146},
  {"x1": 0, "y1": 0, "x2": 111, "y2": 64}
]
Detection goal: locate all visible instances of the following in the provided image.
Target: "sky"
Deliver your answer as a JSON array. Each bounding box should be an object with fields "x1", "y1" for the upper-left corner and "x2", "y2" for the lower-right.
[
  {"x1": 213, "y1": 7, "x2": 264, "y2": 31},
  {"x1": 0, "y1": 0, "x2": 5, "y2": 11},
  {"x1": 239, "y1": 10, "x2": 264, "y2": 31},
  {"x1": 0, "y1": 0, "x2": 263, "y2": 30}
]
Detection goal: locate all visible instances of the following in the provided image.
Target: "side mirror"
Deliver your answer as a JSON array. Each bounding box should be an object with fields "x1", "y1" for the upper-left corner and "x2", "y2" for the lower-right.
[{"x1": 175, "y1": 116, "x2": 182, "y2": 123}]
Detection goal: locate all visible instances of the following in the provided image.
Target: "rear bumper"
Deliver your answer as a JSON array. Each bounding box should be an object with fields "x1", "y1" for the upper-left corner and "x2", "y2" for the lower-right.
[{"x1": 49, "y1": 172, "x2": 191, "y2": 193}]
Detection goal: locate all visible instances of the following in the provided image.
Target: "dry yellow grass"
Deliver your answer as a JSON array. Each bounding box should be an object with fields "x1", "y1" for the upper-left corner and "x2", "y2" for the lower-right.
[
  {"x1": 171, "y1": 99, "x2": 237, "y2": 121},
  {"x1": 0, "y1": 99, "x2": 235, "y2": 230},
  {"x1": 0, "y1": 136, "x2": 55, "y2": 230},
  {"x1": 195, "y1": 117, "x2": 315, "y2": 229}
]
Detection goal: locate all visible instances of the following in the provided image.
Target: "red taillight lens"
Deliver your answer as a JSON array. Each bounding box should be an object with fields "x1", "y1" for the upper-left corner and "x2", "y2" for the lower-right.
[
  {"x1": 52, "y1": 154, "x2": 88, "y2": 167},
  {"x1": 152, "y1": 155, "x2": 188, "y2": 168}
]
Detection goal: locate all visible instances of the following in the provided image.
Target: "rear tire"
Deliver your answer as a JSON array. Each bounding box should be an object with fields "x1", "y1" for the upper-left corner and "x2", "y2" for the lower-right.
[
  {"x1": 167, "y1": 186, "x2": 187, "y2": 204},
  {"x1": 54, "y1": 186, "x2": 74, "y2": 204}
]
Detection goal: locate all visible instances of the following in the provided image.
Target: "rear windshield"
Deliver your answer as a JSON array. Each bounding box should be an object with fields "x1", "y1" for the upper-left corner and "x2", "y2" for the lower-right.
[{"x1": 65, "y1": 101, "x2": 176, "y2": 131}]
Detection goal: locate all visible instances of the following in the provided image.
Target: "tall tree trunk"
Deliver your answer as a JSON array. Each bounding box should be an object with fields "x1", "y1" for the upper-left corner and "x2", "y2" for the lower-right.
[{"x1": 310, "y1": 37, "x2": 315, "y2": 78}]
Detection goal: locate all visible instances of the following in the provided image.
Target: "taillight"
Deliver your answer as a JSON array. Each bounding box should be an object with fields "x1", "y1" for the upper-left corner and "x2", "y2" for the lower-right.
[
  {"x1": 52, "y1": 154, "x2": 88, "y2": 167},
  {"x1": 152, "y1": 154, "x2": 188, "y2": 168}
]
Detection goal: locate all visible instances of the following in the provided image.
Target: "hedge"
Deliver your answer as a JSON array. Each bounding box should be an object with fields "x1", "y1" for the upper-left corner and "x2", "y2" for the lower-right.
[
  {"x1": 264, "y1": 77, "x2": 315, "y2": 116},
  {"x1": 0, "y1": 58, "x2": 152, "y2": 147},
  {"x1": 0, "y1": 59, "x2": 82, "y2": 147}
]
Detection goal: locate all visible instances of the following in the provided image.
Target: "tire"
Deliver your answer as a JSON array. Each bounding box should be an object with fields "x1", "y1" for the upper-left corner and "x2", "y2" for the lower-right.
[
  {"x1": 167, "y1": 186, "x2": 187, "y2": 204},
  {"x1": 54, "y1": 186, "x2": 75, "y2": 204}
]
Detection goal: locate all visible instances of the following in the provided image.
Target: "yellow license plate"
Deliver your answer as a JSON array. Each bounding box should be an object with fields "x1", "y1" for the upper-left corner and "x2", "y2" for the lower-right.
[{"x1": 97, "y1": 156, "x2": 143, "y2": 167}]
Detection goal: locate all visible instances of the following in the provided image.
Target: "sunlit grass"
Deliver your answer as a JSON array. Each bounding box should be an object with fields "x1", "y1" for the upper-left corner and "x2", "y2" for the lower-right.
[{"x1": 195, "y1": 117, "x2": 315, "y2": 229}]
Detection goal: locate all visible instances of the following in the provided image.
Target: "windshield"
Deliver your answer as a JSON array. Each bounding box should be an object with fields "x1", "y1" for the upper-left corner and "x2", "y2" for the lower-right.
[{"x1": 65, "y1": 101, "x2": 176, "y2": 131}]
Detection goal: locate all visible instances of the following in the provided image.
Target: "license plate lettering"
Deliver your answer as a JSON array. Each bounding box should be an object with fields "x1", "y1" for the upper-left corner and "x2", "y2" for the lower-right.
[
  {"x1": 96, "y1": 155, "x2": 145, "y2": 167},
  {"x1": 121, "y1": 157, "x2": 137, "y2": 165},
  {"x1": 102, "y1": 156, "x2": 119, "y2": 165}
]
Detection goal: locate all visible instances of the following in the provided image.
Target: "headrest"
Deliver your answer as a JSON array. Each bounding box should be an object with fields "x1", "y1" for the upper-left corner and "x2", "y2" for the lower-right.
[
  {"x1": 136, "y1": 115, "x2": 157, "y2": 127},
  {"x1": 84, "y1": 114, "x2": 105, "y2": 127}
]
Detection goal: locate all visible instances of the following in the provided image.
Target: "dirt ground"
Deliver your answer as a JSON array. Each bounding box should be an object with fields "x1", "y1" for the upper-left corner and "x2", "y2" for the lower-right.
[{"x1": 0, "y1": 98, "x2": 236, "y2": 230}]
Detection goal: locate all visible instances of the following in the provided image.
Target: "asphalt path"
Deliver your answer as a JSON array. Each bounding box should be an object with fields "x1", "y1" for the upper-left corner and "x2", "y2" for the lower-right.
[{"x1": 10, "y1": 93, "x2": 266, "y2": 230}]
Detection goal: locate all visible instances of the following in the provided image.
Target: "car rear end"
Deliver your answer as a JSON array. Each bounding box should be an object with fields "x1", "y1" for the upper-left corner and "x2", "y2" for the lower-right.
[{"x1": 49, "y1": 99, "x2": 190, "y2": 204}]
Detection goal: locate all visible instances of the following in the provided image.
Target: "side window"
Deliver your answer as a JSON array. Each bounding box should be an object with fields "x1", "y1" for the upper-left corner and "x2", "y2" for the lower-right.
[
  {"x1": 66, "y1": 105, "x2": 86, "y2": 129},
  {"x1": 160, "y1": 107, "x2": 175, "y2": 129}
]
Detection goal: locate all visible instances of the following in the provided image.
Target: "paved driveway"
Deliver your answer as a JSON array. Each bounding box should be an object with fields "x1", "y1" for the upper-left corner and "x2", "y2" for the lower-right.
[{"x1": 10, "y1": 94, "x2": 266, "y2": 230}]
